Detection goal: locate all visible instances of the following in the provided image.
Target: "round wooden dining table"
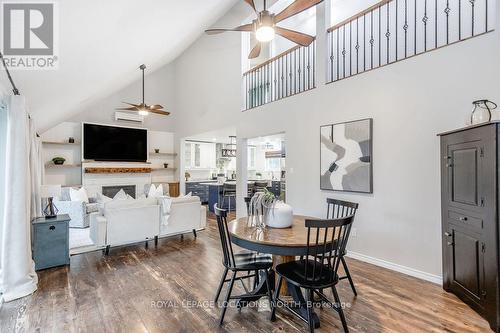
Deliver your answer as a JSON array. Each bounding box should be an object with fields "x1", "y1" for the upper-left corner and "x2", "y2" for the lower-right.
[{"x1": 228, "y1": 215, "x2": 329, "y2": 328}]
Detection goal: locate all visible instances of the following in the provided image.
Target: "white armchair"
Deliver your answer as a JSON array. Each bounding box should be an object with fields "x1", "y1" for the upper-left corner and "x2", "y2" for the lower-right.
[{"x1": 55, "y1": 187, "x2": 98, "y2": 228}]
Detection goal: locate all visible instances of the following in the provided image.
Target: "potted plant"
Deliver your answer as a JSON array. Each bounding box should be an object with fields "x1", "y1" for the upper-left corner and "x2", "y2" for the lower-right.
[
  {"x1": 52, "y1": 157, "x2": 66, "y2": 165},
  {"x1": 255, "y1": 172, "x2": 262, "y2": 179},
  {"x1": 185, "y1": 171, "x2": 191, "y2": 181},
  {"x1": 249, "y1": 189, "x2": 293, "y2": 229}
]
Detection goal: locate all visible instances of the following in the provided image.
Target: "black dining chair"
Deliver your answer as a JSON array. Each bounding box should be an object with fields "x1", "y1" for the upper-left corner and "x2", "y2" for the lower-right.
[
  {"x1": 213, "y1": 204, "x2": 275, "y2": 325},
  {"x1": 325, "y1": 198, "x2": 359, "y2": 296},
  {"x1": 271, "y1": 215, "x2": 354, "y2": 333}
]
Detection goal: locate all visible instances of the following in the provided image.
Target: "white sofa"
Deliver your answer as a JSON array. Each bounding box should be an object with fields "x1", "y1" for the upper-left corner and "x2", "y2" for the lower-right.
[{"x1": 90, "y1": 195, "x2": 207, "y2": 254}]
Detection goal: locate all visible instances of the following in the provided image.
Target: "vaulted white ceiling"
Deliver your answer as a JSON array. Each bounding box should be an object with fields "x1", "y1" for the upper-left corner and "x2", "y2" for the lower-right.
[{"x1": 5, "y1": 0, "x2": 237, "y2": 131}]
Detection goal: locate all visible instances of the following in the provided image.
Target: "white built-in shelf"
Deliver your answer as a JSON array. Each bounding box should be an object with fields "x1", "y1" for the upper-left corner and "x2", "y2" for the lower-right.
[
  {"x1": 43, "y1": 141, "x2": 80, "y2": 146},
  {"x1": 150, "y1": 152, "x2": 177, "y2": 157},
  {"x1": 151, "y1": 168, "x2": 177, "y2": 171},
  {"x1": 45, "y1": 163, "x2": 82, "y2": 169}
]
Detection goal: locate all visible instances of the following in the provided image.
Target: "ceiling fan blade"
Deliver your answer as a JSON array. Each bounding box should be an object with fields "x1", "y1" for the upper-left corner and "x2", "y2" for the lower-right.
[
  {"x1": 149, "y1": 109, "x2": 171, "y2": 116},
  {"x1": 243, "y1": 0, "x2": 259, "y2": 15},
  {"x1": 248, "y1": 43, "x2": 262, "y2": 59},
  {"x1": 275, "y1": 0, "x2": 324, "y2": 23},
  {"x1": 275, "y1": 27, "x2": 315, "y2": 46},
  {"x1": 122, "y1": 102, "x2": 141, "y2": 108},
  {"x1": 205, "y1": 23, "x2": 253, "y2": 35},
  {"x1": 115, "y1": 107, "x2": 139, "y2": 111}
]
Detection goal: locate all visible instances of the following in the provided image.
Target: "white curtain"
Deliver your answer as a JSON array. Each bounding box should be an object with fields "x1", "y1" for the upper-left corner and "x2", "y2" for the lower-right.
[{"x1": 0, "y1": 95, "x2": 39, "y2": 303}]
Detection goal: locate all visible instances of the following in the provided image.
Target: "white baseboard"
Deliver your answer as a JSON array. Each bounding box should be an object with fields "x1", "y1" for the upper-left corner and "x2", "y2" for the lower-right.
[{"x1": 345, "y1": 251, "x2": 443, "y2": 285}]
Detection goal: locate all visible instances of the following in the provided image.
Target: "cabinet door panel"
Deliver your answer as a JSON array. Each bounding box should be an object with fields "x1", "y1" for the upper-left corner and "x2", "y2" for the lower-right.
[
  {"x1": 451, "y1": 228, "x2": 482, "y2": 299},
  {"x1": 451, "y1": 148, "x2": 478, "y2": 205},
  {"x1": 447, "y1": 142, "x2": 482, "y2": 212}
]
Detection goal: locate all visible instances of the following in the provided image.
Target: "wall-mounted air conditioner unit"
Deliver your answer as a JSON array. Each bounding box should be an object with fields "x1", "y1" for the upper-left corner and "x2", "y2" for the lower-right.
[{"x1": 114, "y1": 111, "x2": 144, "y2": 124}]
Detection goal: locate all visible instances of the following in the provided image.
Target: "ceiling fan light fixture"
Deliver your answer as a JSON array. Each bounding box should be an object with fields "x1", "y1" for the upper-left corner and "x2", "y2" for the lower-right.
[
  {"x1": 138, "y1": 110, "x2": 149, "y2": 116},
  {"x1": 256, "y1": 25, "x2": 275, "y2": 42}
]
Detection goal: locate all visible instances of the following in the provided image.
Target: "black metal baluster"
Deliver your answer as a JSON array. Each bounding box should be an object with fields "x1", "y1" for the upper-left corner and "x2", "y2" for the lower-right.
[
  {"x1": 283, "y1": 55, "x2": 286, "y2": 98},
  {"x1": 298, "y1": 47, "x2": 301, "y2": 92},
  {"x1": 293, "y1": 49, "x2": 297, "y2": 94},
  {"x1": 435, "y1": 0, "x2": 438, "y2": 48},
  {"x1": 364, "y1": 14, "x2": 367, "y2": 72},
  {"x1": 459, "y1": 0, "x2": 462, "y2": 39},
  {"x1": 337, "y1": 28, "x2": 340, "y2": 80},
  {"x1": 486, "y1": 0, "x2": 489, "y2": 31},
  {"x1": 396, "y1": 0, "x2": 398, "y2": 61},
  {"x1": 311, "y1": 40, "x2": 316, "y2": 88},
  {"x1": 423, "y1": 0, "x2": 428, "y2": 52},
  {"x1": 342, "y1": 26, "x2": 346, "y2": 79},
  {"x1": 379, "y1": 6, "x2": 382, "y2": 67},
  {"x1": 285, "y1": 53, "x2": 290, "y2": 97},
  {"x1": 404, "y1": 0, "x2": 408, "y2": 57},
  {"x1": 445, "y1": 0, "x2": 450, "y2": 44},
  {"x1": 386, "y1": 3, "x2": 390, "y2": 64},
  {"x1": 289, "y1": 51, "x2": 293, "y2": 95},
  {"x1": 471, "y1": 0, "x2": 475, "y2": 36},
  {"x1": 356, "y1": 18, "x2": 359, "y2": 74},
  {"x1": 307, "y1": 45, "x2": 311, "y2": 90},
  {"x1": 349, "y1": 21, "x2": 352, "y2": 76},
  {"x1": 312, "y1": 41, "x2": 316, "y2": 88},
  {"x1": 303, "y1": 46, "x2": 306, "y2": 91},
  {"x1": 328, "y1": 31, "x2": 333, "y2": 81},
  {"x1": 370, "y1": 11, "x2": 374, "y2": 69}
]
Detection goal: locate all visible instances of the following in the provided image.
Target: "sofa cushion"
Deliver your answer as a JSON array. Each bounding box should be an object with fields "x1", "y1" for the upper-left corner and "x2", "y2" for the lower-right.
[
  {"x1": 113, "y1": 189, "x2": 128, "y2": 200},
  {"x1": 144, "y1": 183, "x2": 170, "y2": 197},
  {"x1": 86, "y1": 203, "x2": 100, "y2": 214},
  {"x1": 172, "y1": 196, "x2": 200, "y2": 205},
  {"x1": 70, "y1": 187, "x2": 89, "y2": 203},
  {"x1": 104, "y1": 197, "x2": 157, "y2": 211}
]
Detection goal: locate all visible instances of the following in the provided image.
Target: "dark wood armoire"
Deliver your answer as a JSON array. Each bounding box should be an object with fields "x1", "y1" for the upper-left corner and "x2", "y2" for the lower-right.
[{"x1": 439, "y1": 122, "x2": 500, "y2": 332}]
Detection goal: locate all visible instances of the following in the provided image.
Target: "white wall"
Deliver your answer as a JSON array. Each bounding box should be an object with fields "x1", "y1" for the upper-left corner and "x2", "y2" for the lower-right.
[
  {"x1": 171, "y1": 1, "x2": 500, "y2": 280},
  {"x1": 69, "y1": 63, "x2": 177, "y2": 132}
]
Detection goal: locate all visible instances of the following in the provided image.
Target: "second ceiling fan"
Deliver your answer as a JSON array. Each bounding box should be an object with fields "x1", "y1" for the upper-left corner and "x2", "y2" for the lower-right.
[{"x1": 206, "y1": 0, "x2": 323, "y2": 59}]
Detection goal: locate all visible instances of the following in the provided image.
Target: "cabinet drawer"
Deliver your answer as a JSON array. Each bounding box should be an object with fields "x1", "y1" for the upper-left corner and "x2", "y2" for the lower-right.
[
  {"x1": 447, "y1": 210, "x2": 483, "y2": 230},
  {"x1": 33, "y1": 222, "x2": 69, "y2": 270}
]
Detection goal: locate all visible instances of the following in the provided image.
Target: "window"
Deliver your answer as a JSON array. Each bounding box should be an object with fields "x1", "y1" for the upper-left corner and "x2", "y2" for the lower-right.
[
  {"x1": 248, "y1": 146, "x2": 256, "y2": 169},
  {"x1": 194, "y1": 144, "x2": 201, "y2": 167},
  {"x1": 265, "y1": 158, "x2": 281, "y2": 172}
]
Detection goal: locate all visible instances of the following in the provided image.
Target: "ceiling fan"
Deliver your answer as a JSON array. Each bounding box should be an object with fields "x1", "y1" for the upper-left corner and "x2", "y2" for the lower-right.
[
  {"x1": 116, "y1": 64, "x2": 170, "y2": 116},
  {"x1": 205, "y1": 0, "x2": 323, "y2": 59}
]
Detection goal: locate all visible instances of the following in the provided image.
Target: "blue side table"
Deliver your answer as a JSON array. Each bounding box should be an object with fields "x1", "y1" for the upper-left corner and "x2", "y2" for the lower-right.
[{"x1": 31, "y1": 214, "x2": 70, "y2": 270}]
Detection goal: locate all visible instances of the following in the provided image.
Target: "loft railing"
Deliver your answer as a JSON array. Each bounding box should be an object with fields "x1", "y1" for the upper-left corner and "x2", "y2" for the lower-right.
[
  {"x1": 327, "y1": 0, "x2": 495, "y2": 83},
  {"x1": 243, "y1": 39, "x2": 316, "y2": 110}
]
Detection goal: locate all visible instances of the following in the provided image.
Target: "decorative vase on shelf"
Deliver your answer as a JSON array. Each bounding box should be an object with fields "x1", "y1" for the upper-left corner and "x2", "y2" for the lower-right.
[
  {"x1": 265, "y1": 201, "x2": 293, "y2": 228},
  {"x1": 471, "y1": 100, "x2": 497, "y2": 125}
]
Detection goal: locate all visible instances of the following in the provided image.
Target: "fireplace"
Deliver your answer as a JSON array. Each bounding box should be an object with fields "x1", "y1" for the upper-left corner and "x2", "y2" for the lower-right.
[{"x1": 102, "y1": 185, "x2": 136, "y2": 199}]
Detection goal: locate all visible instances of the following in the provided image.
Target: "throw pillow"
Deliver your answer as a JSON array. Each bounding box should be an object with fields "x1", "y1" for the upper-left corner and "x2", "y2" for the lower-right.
[
  {"x1": 70, "y1": 187, "x2": 89, "y2": 203},
  {"x1": 96, "y1": 192, "x2": 112, "y2": 204},
  {"x1": 113, "y1": 189, "x2": 128, "y2": 200},
  {"x1": 148, "y1": 184, "x2": 164, "y2": 198}
]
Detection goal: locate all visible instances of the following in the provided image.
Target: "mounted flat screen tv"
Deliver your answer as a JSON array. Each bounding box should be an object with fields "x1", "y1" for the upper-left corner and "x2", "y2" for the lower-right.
[{"x1": 83, "y1": 123, "x2": 148, "y2": 162}]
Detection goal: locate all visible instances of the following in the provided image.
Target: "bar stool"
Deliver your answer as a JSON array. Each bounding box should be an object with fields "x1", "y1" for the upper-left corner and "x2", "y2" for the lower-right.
[{"x1": 221, "y1": 183, "x2": 237, "y2": 212}]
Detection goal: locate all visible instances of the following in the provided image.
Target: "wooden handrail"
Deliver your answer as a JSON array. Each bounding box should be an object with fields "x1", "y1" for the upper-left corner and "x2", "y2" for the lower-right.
[
  {"x1": 243, "y1": 38, "x2": 316, "y2": 76},
  {"x1": 327, "y1": 0, "x2": 392, "y2": 33}
]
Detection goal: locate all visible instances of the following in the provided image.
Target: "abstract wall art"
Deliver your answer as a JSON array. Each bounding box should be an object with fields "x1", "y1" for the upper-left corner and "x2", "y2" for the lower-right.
[{"x1": 320, "y1": 118, "x2": 373, "y2": 193}]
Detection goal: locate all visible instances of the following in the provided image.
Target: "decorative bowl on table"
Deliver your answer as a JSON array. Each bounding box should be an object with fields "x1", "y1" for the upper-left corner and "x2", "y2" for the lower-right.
[{"x1": 52, "y1": 157, "x2": 66, "y2": 165}]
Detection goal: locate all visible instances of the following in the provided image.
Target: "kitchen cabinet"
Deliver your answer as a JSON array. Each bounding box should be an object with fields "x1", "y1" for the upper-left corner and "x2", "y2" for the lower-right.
[
  {"x1": 185, "y1": 181, "x2": 211, "y2": 203},
  {"x1": 185, "y1": 142, "x2": 216, "y2": 169},
  {"x1": 438, "y1": 122, "x2": 499, "y2": 332}
]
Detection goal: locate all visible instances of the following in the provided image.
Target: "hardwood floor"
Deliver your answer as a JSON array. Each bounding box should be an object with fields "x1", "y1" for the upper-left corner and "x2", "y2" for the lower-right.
[{"x1": 0, "y1": 213, "x2": 492, "y2": 333}]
